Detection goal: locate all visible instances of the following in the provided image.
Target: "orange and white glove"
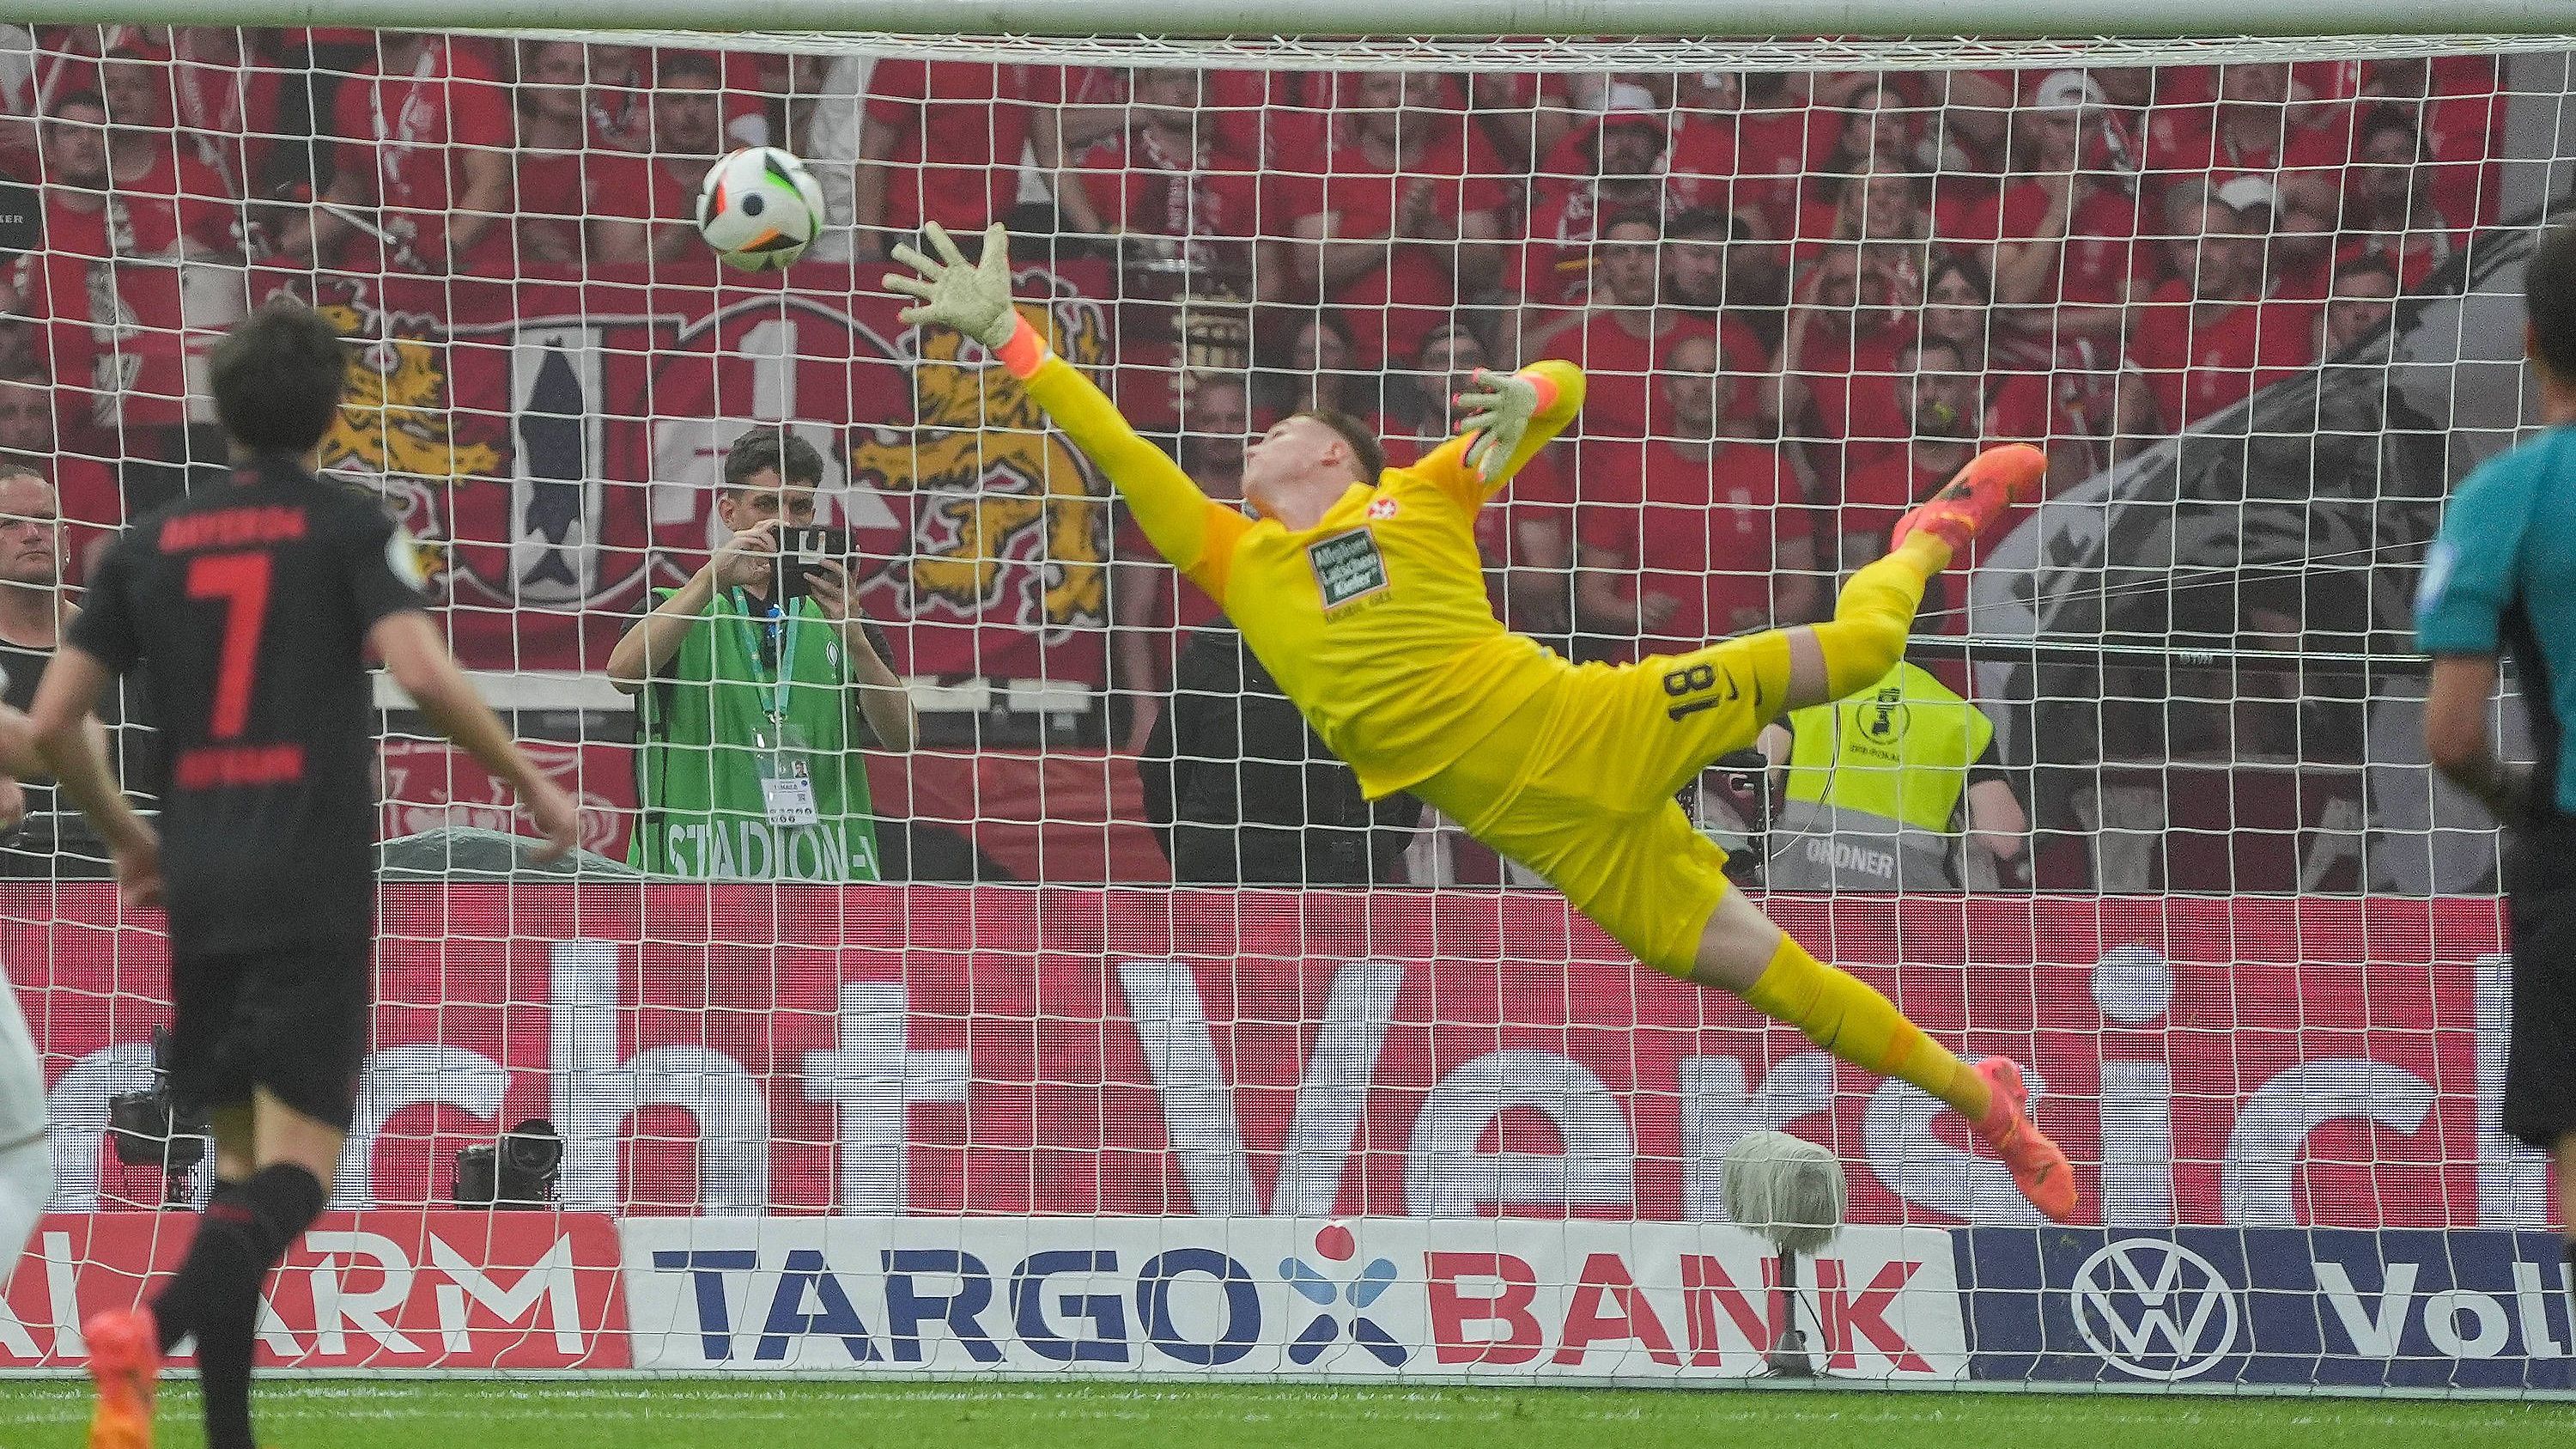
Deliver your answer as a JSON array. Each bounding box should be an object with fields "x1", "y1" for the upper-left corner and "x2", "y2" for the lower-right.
[
  {"x1": 884, "y1": 221, "x2": 1021, "y2": 351},
  {"x1": 1455, "y1": 366, "x2": 1541, "y2": 478}
]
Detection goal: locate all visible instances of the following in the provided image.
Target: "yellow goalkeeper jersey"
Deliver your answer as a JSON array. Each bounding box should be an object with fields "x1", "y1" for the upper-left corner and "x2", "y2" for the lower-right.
[{"x1": 1020, "y1": 354, "x2": 1586, "y2": 799}]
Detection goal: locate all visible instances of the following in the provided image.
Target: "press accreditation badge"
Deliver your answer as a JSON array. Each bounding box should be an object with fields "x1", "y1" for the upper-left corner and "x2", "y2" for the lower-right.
[
  {"x1": 760, "y1": 771, "x2": 822, "y2": 827},
  {"x1": 1307, "y1": 527, "x2": 1391, "y2": 614}
]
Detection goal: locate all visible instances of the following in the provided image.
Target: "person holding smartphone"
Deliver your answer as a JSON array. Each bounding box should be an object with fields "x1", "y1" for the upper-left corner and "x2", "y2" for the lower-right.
[{"x1": 605, "y1": 428, "x2": 915, "y2": 881}]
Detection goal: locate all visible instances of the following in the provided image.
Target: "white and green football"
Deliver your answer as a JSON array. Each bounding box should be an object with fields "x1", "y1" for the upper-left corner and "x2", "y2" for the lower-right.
[{"x1": 696, "y1": 146, "x2": 828, "y2": 272}]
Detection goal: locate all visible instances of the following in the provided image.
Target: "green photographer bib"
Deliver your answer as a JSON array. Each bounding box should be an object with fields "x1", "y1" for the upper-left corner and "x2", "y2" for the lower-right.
[{"x1": 629, "y1": 588, "x2": 884, "y2": 881}]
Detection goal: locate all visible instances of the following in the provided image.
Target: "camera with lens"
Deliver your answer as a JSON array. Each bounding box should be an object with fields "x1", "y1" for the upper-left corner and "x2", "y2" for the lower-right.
[
  {"x1": 773, "y1": 526, "x2": 853, "y2": 603},
  {"x1": 453, "y1": 1117, "x2": 564, "y2": 1209},
  {"x1": 107, "y1": 1026, "x2": 209, "y2": 1203},
  {"x1": 1699, "y1": 747, "x2": 1774, "y2": 887}
]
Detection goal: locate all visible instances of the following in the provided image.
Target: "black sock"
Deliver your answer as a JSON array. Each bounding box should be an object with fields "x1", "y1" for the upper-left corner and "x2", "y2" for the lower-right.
[
  {"x1": 151, "y1": 1178, "x2": 248, "y2": 1353},
  {"x1": 153, "y1": 1165, "x2": 326, "y2": 1449}
]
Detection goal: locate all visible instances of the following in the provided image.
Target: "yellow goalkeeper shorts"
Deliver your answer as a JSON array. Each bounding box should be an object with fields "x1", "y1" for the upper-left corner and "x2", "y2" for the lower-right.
[{"x1": 1416, "y1": 630, "x2": 1796, "y2": 977}]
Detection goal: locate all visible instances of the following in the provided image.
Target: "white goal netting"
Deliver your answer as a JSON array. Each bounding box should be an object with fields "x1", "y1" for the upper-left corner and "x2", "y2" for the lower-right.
[{"x1": 0, "y1": 21, "x2": 2569, "y2": 1392}]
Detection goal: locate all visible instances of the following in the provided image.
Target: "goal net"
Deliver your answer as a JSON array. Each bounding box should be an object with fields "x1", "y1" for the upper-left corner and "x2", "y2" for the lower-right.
[{"x1": 1, "y1": 16, "x2": 2570, "y2": 1391}]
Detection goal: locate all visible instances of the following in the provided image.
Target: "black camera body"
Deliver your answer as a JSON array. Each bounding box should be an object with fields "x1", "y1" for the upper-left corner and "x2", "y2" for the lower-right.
[
  {"x1": 774, "y1": 526, "x2": 854, "y2": 603},
  {"x1": 107, "y1": 1025, "x2": 208, "y2": 1176},
  {"x1": 453, "y1": 1117, "x2": 564, "y2": 1209}
]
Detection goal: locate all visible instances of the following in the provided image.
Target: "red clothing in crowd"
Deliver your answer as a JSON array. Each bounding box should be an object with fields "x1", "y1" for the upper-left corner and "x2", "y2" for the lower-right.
[
  {"x1": 513, "y1": 144, "x2": 684, "y2": 265},
  {"x1": 1957, "y1": 177, "x2": 2156, "y2": 307},
  {"x1": 1076, "y1": 130, "x2": 1266, "y2": 241},
  {"x1": 1579, "y1": 435, "x2": 1810, "y2": 659},
  {"x1": 1712, "y1": 103, "x2": 1837, "y2": 238},
  {"x1": 2335, "y1": 224, "x2": 2458, "y2": 293},
  {"x1": 1515, "y1": 181, "x2": 1680, "y2": 311},
  {"x1": 21, "y1": 140, "x2": 238, "y2": 435},
  {"x1": 18, "y1": 32, "x2": 101, "y2": 119},
  {"x1": 47, "y1": 445, "x2": 125, "y2": 584},
  {"x1": 1986, "y1": 353, "x2": 2117, "y2": 478},
  {"x1": 1661, "y1": 112, "x2": 1741, "y2": 216},
  {"x1": 586, "y1": 63, "x2": 652, "y2": 153},
  {"x1": 2397, "y1": 76, "x2": 2506, "y2": 228},
  {"x1": 1797, "y1": 324, "x2": 1916, "y2": 478},
  {"x1": 863, "y1": 59, "x2": 1055, "y2": 237},
  {"x1": 330, "y1": 37, "x2": 514, "y2": 273},
  {"x1": 2128, "y1": 278, "x2": 2321, "y2": 429},
  {"x1": 1273, "y1": 111, "x2": 1512, "y2": 368},
  {"x1": 159, "y1": 46, "x2": 291, "y2": 202},
  {"x1": 2143, "y1": 104, "x2": 2352, "y2": 208},
  {"x1": 1516, "y1": 119, "x2": 1681, "y2": 312},
  {"x1": 1202, "y1": 70, "x2": 1474, "y2": 179},
  {"x1": 1546, "y1": 311, "x2": 1763, "y2": 441},
  {"x1": 1196, "y1": 69, "x2": 1349, "y2": 176},
  {"x1": 1984, "y1": 368, "x2": 2057, "y2": 444}
]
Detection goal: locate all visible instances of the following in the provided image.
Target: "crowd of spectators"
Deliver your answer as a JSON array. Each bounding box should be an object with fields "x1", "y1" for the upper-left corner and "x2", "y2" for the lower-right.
[{"x1": 0, "y1": 28, "x2": 2514, "y2": 885}]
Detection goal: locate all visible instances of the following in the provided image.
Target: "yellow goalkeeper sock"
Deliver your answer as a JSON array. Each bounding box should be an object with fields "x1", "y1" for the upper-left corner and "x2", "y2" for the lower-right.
[
  {"x1": 1814, "y1": 533, "x2": 1949, "y2": 698},
  {"x1": 1741, "y1": 930, "x2": 1990, "y2": 1121}
]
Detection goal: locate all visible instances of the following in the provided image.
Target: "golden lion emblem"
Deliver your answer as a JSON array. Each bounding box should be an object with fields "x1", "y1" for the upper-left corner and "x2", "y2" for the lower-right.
[
  {"x1": 848, "y1": 296, "x2": 1111, "y2": 638},
  {"x1": 313, "y1": 301, "x2": 503, "y2": 484}
]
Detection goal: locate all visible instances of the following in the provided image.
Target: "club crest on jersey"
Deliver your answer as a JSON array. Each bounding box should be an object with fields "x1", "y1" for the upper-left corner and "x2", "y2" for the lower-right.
[
  {"x1": 1365, "y1": 496, "x2": 1399, "y2": 521},
  {"x1": 1308, "y1": 527, "x2": 1392, "y2": 615}
]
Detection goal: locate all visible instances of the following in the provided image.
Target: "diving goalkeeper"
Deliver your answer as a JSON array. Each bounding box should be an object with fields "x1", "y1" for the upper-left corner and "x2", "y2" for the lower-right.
[{"x1": 890, "y1": 223, "x2": 2074, "y2": 1222}]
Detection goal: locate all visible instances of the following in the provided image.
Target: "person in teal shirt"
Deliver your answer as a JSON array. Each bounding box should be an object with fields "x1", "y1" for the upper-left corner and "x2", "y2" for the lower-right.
[
  {"x1": 2416, "y1": 221, "x2": 2576, "y2": 1280},
  {"x1": 606, "y1": 429, "x2": 915, "y2": 880}
]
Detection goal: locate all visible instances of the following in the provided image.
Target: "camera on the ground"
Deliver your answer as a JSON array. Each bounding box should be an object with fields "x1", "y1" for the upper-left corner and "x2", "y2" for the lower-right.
[
  {"x1": 452, "y1": 1117, "x2": 564, "y2": 1209},
  {"x1": 106, "y1": 1025, "x2": 208, "y2": 1174}
]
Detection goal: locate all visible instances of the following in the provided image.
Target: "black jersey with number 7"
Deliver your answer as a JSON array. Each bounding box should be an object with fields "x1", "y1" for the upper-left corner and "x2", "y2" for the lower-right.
[{"x1": 67, "y1": 455, "x2": 428, "y2": 953}]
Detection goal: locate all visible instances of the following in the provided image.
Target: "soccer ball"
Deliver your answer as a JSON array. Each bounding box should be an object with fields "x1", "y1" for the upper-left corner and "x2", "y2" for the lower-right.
[{"x1": 696, "y1": 146, "x2": 827, "y2": 273}]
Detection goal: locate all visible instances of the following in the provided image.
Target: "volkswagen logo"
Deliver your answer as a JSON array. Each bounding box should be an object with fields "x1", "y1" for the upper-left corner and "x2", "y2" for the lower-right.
[{"x1": 2069, "y1": 1238, "x2": 2240, "y2": 1381}]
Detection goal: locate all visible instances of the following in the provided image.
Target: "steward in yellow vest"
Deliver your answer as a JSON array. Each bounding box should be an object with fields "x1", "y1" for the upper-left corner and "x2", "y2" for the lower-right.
[{"x1": 1760, "y1": 661, "x2": 2022, "y2": 890}]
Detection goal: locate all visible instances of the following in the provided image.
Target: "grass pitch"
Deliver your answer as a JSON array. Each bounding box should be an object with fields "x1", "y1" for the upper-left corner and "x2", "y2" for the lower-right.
[{"x1": 0, "y1": 1379, "x2": 2567, "y2": 1449}]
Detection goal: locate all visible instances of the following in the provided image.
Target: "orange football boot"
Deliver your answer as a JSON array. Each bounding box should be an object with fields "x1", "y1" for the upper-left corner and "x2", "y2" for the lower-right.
[
  {"x1": 1890, "y1": 443, "x2": 2047, "y2": 555},
  {"x1": 82, "y1": 1306, "x2": 158, "y2": 1449},
  {"x1": 1969, "y1": 1056, "x2": 2079, "y2": 1223}
]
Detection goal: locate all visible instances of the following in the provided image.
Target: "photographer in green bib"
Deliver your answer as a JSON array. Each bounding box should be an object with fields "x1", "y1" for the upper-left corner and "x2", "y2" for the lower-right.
[
  {"x1": 607, "y1": 429, "x2": 915, "y2": 880},
  {"x1": 1754, "y1": 658, "x2": 2027, "y2": 891}
]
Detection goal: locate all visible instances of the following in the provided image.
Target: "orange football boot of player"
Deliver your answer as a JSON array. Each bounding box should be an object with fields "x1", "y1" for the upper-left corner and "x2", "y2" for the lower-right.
[
  {"x1": 1892, "y1": 443, "x2": 2046, "y2": 555},
  {"x1": 82, "y1": 1306, "x2": 159, "y2": 1449}
]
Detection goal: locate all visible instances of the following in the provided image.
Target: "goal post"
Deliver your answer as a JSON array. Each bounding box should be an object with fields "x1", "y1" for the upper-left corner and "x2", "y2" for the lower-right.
[{"x1": 0, "y1": 8, "x2": 2572, "y2": 1397}]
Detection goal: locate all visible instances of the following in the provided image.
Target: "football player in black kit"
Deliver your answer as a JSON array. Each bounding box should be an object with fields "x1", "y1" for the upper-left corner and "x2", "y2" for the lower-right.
[{"x1": 29, "y1": 300, "x2": 581, "y2": 1449}]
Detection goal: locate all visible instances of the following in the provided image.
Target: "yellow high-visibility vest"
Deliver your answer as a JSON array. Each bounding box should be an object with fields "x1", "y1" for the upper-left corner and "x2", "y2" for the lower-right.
[{"x1": 1780, "y1": 661, "x2": 1992, "y2": 837}]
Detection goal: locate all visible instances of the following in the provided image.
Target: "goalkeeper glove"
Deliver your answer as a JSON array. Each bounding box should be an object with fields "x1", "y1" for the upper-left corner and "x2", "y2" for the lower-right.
[
  {"x1": 1455, "y1": 367, "x2": 1538, "y2": 478},
  {"x1": 884, "y1": 221, "x2": 1021, "y2": 350}
]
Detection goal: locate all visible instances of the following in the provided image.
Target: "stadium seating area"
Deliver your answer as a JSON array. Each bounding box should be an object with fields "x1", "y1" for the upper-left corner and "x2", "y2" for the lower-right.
[{"x1": 0, "y1": 27, "x2": 2517, "y2": 889}]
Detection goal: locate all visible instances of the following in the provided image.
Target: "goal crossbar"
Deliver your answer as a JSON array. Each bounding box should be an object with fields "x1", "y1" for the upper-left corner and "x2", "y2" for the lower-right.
[{"x1": 12, "y1": 0, "x2": 2576, "y2": 41}]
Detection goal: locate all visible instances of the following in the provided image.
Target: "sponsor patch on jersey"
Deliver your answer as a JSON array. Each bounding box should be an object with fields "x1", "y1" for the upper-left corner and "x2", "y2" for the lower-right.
[
  {"x1": 1366, "y1": 496, "x2": 1399, "y2": 521},
  {"x1": 1308, "y1": 527, "x2": 1392, "y2": 614}
]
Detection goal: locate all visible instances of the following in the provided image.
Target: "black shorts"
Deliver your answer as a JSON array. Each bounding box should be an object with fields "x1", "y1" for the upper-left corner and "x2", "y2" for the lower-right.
[
  {"x1": 2502, "y1": 818, "x2": 2576, "y2": 1152},
  {"x1": 167, "y1": 937, "x2": 372, "y2": 1133}
]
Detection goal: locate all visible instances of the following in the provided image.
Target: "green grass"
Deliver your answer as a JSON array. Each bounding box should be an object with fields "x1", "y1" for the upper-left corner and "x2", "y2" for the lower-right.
[{"x1": 1, "y1": 1380, "x2": 2570, "y2": 1449}]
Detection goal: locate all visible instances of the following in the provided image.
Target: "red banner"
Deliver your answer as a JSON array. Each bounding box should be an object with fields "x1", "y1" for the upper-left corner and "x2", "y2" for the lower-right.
[
  {"x1": 376, "y1": 740, "x2": 1171, "y2": 880},
  {"x1": 380, "y1": 738, "x2": 635, "y2": 858},
  {"x1": 9, "y1": 886, "x2": 2528, "y2": 1229},
  {"x1": 238, "y1": 258, "x2": 1120, "y2": 682},
  {"x1": 0, "y1": 1211, "x2": 630, "y2": 1369}
]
